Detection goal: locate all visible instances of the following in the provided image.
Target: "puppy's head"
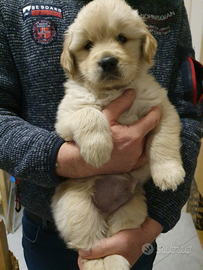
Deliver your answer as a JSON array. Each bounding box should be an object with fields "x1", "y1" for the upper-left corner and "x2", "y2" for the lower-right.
[{"x1": 61, "y1": 0, "x2": 157, "y2": 89}]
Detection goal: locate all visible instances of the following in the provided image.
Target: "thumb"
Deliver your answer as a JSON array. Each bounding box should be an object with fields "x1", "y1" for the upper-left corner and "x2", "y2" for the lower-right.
[
  {"x1": 102, "y1": 89, "x2": 135, "y2": 125},
  {"x1": 131, "y1": 105, "x2": 161, "y2": 138}
]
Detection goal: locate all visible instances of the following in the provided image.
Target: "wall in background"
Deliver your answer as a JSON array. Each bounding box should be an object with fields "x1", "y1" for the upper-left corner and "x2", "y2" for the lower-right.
[{"x1": 184, "y1": 0, "x2": 203, "y2": 62}]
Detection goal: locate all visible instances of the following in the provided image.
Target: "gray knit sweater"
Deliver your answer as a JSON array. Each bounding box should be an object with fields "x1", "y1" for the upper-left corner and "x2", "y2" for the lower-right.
[{"x1": 0, "y1": 0, "x2": 202, "y2": 233}]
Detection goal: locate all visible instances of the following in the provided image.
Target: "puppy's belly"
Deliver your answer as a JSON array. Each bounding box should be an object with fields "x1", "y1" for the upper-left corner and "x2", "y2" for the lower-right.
[{"x1": 92, "y1": 174, "x2": 139, "y2": 214}]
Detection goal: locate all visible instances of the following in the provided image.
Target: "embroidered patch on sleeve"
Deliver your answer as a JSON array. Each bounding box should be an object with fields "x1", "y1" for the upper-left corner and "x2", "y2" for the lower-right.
[
  {"x1": 32, "y1": 20, "x2": 57, "y2": 45},
  {"x1": 139, "y1": 11, "x2": 176, "y2": 35},
  {"x1": 23, "y1": 4, "x2": 63, "y2": 20}
]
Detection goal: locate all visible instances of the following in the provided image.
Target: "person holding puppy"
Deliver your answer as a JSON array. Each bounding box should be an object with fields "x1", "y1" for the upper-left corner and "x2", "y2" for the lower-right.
[{"x1": 0, "y1": 1, "x2": 202, "y2": 270}]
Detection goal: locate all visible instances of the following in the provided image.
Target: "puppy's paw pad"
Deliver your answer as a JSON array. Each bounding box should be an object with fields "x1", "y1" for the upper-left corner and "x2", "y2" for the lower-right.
[{"x1": 152, "y1": 162, "x2": 185, "y2": 191}]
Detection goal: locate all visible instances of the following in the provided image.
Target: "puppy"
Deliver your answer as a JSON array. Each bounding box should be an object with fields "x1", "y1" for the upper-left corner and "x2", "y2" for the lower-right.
[{"x1": 52, "y1": 0, "x2": 185, "y2": 269}]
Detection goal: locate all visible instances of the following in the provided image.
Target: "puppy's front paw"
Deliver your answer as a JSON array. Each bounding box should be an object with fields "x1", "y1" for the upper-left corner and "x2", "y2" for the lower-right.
[
  {"x1": 55, "y1": 121, "x2": 73, "y2": 141},
  {"x1": 151, "y1": 162, "x2": 185, "y2": 191},
  {"x1": 80, "y1": 133, "x2": 113, "y2": 168}
]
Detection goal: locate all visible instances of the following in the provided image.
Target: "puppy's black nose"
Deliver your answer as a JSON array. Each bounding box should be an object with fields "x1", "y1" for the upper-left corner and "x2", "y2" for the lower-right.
[{"x1": 99, "y1": 57, "x2": 118, "y2": 72}]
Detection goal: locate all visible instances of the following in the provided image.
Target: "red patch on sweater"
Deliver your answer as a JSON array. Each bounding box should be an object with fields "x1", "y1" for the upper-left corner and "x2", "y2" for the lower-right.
[{"x1": 32, "y1": 20, "x2": 57, "y2": 45}]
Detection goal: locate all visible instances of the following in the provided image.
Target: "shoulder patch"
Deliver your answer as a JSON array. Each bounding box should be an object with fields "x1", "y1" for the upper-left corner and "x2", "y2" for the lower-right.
[
  {"x1": 139, "y1": 11, "x2": 176, "y2": 35},
  {"x1": 23, "y1": 4, "x2": 63, "y2": 20},
  {"x1": 32, "y1": 20, "x2": 57, "y2": 45}
]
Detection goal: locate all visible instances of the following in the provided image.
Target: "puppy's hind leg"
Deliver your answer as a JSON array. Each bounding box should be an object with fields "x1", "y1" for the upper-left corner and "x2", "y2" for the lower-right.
[
  {"x1": 104, "y1": 255, "x2": 130, "y2": 270},
  {"x1": 52, "y1": 179, "x2": 108, "y2": 251},
  {"x1": 103, "y1": 189, "x2": 147, "y2": 270},
  {"x1": 107, "y1": 187, "x2": 147, "y2": 237},
  {"x1": 83, "y1": 259, "x2": 105, "y2": 270}
]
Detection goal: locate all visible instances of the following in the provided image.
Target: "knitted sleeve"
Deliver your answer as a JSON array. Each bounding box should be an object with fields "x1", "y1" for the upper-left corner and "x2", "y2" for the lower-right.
[
  {"x1": 143, "y1": 1, "x2": 203, "y2": 232},
  {"x1": 0, "y1": 9, "x2": 64, "y2": 188}
]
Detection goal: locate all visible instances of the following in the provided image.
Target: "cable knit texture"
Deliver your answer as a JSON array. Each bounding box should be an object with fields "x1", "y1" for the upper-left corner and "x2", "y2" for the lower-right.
[{"x1": 0, "y1": 0, "x2": 202, "y2": 231}]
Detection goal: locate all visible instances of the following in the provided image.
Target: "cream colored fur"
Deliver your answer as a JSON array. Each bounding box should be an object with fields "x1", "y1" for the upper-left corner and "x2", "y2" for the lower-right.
[{"x1": 52, "y1": 0, "x2": 185, "y2": 269}]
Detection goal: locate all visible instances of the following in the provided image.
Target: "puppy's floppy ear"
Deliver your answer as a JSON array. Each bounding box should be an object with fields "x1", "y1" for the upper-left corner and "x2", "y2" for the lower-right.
[
  {"x1": 142, "y1": 30, "x2": 157, "y2": 63},
  {"x1": 132, "y1": 10, "x2": 157, "y2": 63},
  {"x1": 60, "y1": 30, "x2": 75, "y2": 78}
]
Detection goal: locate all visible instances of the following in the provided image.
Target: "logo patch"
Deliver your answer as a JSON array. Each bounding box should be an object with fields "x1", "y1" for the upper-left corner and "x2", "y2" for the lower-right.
[
  {"x1": 140, "y1": 11, "x2": 176, "y2": 35},
  {"x1": 32, "y1": 20, "x2": 57, "y2": 45},
  {"x1": 23, "y1": 5, "x2": 63, "y2": 20}
]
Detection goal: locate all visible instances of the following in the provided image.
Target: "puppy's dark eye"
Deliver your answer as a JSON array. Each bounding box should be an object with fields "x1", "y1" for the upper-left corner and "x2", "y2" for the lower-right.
[
  {"x1": 117, "y1": 34, "x2": 127, "y2": 44},
  {"x1": 84, "y1": 41, "x2": 93, "y2": 50}
]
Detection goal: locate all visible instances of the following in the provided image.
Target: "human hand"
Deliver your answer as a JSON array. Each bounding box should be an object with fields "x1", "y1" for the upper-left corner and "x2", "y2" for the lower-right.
[
  {"x1": 78, "y1": 217, "x2": 163, "y2": 269},
  {"x1": 56, "y1": 90, "x2": 161, "y2": 178},
  {"x1": 99, "y1": 89, "x2": 161, "y2": 174}
]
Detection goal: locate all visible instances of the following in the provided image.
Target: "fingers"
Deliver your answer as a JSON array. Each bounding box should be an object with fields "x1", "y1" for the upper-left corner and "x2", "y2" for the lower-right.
[
  {"x1": 132, "y1": 106, "x2": 161, "y2": 138},
  {"x1": 102, "y1": 90, "x2": 161, "y2": 138},
  {"x1": 102, "y1": 89, "x2": 135, "y2": 125},
  {"x1": 102, "y1": 90, "x2": 161, "y2": 136}
]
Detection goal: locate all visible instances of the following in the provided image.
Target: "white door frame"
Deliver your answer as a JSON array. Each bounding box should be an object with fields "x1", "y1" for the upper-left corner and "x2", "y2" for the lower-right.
[{"x1": 184, "y1": 0, "x2": 203, "y2": 62}]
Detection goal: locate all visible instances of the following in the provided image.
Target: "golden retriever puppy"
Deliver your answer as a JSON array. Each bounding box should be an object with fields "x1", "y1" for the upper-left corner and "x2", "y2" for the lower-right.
[{"x1": 52, "y1": 0, "x2": 185, "y2": 269}]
